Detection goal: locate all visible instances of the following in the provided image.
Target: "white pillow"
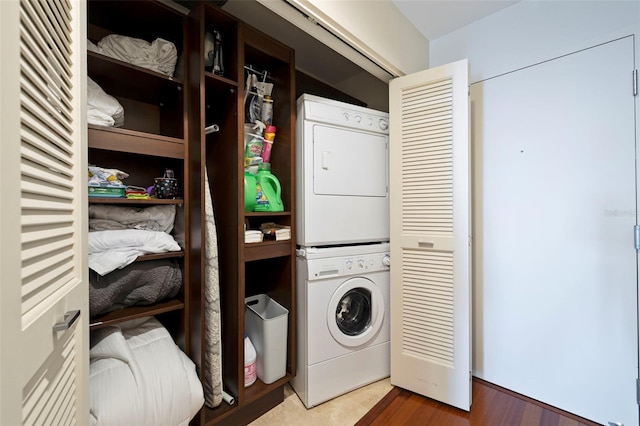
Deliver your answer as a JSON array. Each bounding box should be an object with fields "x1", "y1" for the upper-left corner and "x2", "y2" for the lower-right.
[
  {"x1": 90, "y1": 317, "x2": 204, "y2": 426},
  {"x1": 87, "y1": 77, "x2": 124, "y2": 127}
]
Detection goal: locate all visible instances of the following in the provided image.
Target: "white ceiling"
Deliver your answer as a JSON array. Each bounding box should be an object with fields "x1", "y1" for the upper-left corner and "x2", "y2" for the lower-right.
[{"x1": 392, "y1": 0, "x2": 520, "y2": 41}]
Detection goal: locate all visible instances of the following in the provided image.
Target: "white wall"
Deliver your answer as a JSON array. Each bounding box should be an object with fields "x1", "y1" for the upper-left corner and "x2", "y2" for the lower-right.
[{"x1": 430, "y1": 0, "x2": 639, "y2": 84}]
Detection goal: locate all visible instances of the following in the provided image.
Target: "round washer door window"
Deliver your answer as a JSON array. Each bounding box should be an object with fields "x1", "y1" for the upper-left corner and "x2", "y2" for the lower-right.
[{"x1": 327, "y1": 277, "x2": 384, "y2": 347}]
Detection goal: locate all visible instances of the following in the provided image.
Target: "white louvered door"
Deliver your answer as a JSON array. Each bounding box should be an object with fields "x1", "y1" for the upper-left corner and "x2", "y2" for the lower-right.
[
  {"x1": 389, "y1": 59, "x2": 471, "y2": 410},
  {"x1": 0, "y1": 1, "x2": 88, "y2": 424}
]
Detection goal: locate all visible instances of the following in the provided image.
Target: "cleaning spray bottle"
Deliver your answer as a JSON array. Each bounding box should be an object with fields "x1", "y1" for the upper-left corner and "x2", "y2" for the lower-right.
[
  {"x1": 254, "y1": 163, "x2": 283, "y2": 212},
  {"x1": 260, "y1": 125, "x2": 276, "y2": 163}
]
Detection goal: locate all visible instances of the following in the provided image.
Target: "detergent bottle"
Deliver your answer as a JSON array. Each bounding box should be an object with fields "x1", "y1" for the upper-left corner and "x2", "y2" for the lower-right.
[
  {"x1": 254, "y1": 163, "x2": 284, "y2": 212},
  {"x1": 243, "y1": 171, "x2": 257, "y2": 212},
  {"x1": 244, "y1": 333, "x2": 257, "y2": 387}
]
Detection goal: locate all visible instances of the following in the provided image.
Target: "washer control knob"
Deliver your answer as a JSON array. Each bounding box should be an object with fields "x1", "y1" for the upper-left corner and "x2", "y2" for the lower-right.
[
  {"x1": 382, "y1": 255, "x2": 391, "y2": 267},
  {"x1": 343, "y1": 112, "x2": 350, "y2": 121},
  {"x1": 368, "y1": 118, "x2": 373, "y2": 126},
  {"x1": 358, "y1": 259, "x2": 365, "y2": 269},
  {"x1": 345, "y1": 260, "x2": 353, "y2": 270},
  {"x1": 379, "y1": 119, "x2": 389, "y2": 130},
  {"x1": 355, "y1": 115, "x2": 362, "y2": 123}
]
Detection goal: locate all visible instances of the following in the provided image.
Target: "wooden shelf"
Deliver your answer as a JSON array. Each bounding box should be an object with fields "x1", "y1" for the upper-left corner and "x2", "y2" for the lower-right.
[
  {"x1": 244, "y1": 240, "x2": 293, "y2": 262},
  {"x1": 89, "y1": 299, "x2": 185, "y2": 329},
  {"x1": 202, "y1": 400, "x2": 236, "y2": 425},
  {"x1": 88, "y1": 51, "x2": 183, "y2": 104},
  {"x1": 242, "y1": 374, "x2": 292, "y2": 402},
  {"x1": 88, "y1": 125, "x2": 185, "y2": 158},
  {"x1": 135, "y1": 251, "x2": 185, "y2": 262},
  {"x1": 89, "y1": 197, "x2": 184, "y2": 205},
  {"x1": 202, "y1": 375, "x2": 292, "y2": 426},
  {"x1": 205, "y1": 71, "x2": 238, "y2": 90},
  {"x1": 244, "y1": 212, "x2": 291, "y2": 218}
]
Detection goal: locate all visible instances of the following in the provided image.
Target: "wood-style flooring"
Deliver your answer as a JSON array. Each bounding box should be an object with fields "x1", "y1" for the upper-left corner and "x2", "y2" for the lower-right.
[{"x1": 356, "y1": 378, "x2": 602, "y2": 426}]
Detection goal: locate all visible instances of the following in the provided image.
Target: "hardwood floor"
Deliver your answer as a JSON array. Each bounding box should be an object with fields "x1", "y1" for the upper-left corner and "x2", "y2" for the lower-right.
[{"x1": 356, "y1": 378, "x2": 602, "y2": 426}]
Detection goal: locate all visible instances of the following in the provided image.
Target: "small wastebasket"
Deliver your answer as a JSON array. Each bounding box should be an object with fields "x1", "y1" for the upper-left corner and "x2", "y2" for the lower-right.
[{"x1": 245, "y1": 294, "x2": 289, "y2": 384}]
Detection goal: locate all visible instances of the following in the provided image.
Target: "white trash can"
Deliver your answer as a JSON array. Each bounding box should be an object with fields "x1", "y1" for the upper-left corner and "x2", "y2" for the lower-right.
[{"x1": 244, "y1": 294, "x2": 289, "y2": 384}]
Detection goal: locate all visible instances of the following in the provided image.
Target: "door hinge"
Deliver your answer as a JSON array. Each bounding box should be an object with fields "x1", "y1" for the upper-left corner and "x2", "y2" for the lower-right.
[
  {"x1": 633, "y1": 69, "x2": 638, "y2": 96},
  {"x1": 634, "y1": 225, "x2": 640, "y2": 251}
]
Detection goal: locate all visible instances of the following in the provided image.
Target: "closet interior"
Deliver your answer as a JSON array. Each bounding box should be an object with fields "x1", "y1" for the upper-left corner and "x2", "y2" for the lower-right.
[
  {"x1": 87, "y1": 0, "x2": 192, "y2": 338},
  {"x1": 86, "y1": 0, "x2": 296, "y2": 424}
]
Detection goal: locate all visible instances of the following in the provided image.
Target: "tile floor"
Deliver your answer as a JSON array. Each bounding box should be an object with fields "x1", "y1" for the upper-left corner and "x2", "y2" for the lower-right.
[{"x1": 249, "y1": 378, "x2": 393, "y2": 426}]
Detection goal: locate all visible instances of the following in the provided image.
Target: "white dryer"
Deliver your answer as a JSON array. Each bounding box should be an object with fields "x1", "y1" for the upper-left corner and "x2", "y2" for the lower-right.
[
  {"x1": 291, "y1": 243, "x2": 391, "y2": 408},
  {"x1": 296, "y1": 94, "x2": 390, "y2": 247}
]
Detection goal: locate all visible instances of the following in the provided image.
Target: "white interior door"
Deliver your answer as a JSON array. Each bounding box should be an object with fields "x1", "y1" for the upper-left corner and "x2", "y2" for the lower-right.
[
  {"x1": 389, "y1": 60, "x2": 471, "y2": 410},
  {"x1": 471, "y1": 36, "x2": 637, "y2": 425},
  {"x1": 0, "y1": 1, "x2": 88, "y2": 424}
]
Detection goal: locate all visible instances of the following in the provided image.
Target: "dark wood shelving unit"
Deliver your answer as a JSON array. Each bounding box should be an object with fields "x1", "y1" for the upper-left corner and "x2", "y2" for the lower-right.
[
  {"x1": 86, "y1": 0, "x2": 194, "y2": 356},
  {"x1": 86, "y1": 2, "x2": 297, "y2": 424},
  {"x1": 188, "y1": 3, "x2": 296, "y2": 425}
]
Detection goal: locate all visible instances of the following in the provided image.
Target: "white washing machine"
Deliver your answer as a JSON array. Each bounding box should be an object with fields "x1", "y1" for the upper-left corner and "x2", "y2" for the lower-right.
[{"x1": 291, "y1": 243, "x2": 391, "y2": 408}]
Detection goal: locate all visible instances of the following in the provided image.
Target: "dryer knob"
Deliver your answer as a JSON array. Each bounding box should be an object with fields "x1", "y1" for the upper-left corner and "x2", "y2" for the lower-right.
[
  {"x1": 343, "y1": 112, "x2": 350, "y2": 121},
  {"x1": 379, "y1": 119, "x2": 389, "y2": 130},
  {"x1": 382, "y1": 255, "x2": 391, "y2": 267},
  {"x1": 346, "y1": 260, "x2": 353, "y2": 270},
  {"x1": 357, "y1": 259, "x2": 365, "y2": 269}
]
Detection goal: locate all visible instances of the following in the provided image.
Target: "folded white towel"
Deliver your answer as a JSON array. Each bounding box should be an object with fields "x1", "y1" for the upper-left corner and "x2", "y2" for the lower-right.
[{"x1": 88, "y1": 229, "x2": 181, "y2": 275}]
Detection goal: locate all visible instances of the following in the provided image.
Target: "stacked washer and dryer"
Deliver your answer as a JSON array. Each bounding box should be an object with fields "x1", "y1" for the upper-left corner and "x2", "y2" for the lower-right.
[{"x1": 291, "y1": 94, "x2": 391, "y2": 408}]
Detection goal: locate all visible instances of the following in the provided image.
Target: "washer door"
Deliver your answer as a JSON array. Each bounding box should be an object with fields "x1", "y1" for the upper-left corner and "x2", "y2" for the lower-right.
[{"x1": 327, "y1": 277, "x2": 384, "y2": 347}]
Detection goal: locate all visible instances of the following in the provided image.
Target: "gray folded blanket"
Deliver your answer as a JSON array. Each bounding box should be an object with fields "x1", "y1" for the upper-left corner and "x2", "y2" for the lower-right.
[
  {"x1": 89, "y1": 204, "x2": 176, "y2": 233},
  {"x1": 89, "y1": 259, "x2": 182, "y2": 317}
]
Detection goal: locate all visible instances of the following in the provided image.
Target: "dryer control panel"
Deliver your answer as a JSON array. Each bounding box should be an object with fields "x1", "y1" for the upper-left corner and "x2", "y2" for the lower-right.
[
  {"x1": 300, "y1": 94, "x2": 389, "y2": 135},
  {"x1": 301, "y1": 252, "x2": 390, "y2": 281}
]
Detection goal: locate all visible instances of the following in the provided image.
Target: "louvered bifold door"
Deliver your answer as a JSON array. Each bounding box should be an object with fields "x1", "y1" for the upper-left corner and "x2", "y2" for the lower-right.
[
  {"x1": 389, "y1": 59, "x2": 471, "y2": 411},
  {"x1": 0, "y1": 0, "x2": 88, "y2": 424}
]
